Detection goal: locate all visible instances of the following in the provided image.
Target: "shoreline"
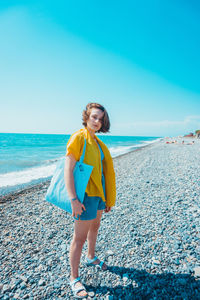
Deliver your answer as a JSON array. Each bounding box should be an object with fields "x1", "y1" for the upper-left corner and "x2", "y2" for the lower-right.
[{"x1": 0, "y1": 139, "x2": 162, "y2": 203}]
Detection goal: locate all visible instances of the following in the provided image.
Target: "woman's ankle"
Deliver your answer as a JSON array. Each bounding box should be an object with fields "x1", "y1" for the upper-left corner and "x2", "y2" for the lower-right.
[
  {"x1": 87, "y1": 255, "x2": 95, "y2": 259},
  {"x1": 70, "y1": 274, "x2": 79, "y2": 281},
  {"x1": 87, "y1": 253, "x2": 95, "y2": 259}
]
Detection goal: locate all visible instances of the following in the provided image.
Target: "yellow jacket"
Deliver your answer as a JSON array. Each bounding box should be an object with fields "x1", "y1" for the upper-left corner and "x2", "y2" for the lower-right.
[{"x1": 66, "y1": 128, "x2": 116, "y2": 207}]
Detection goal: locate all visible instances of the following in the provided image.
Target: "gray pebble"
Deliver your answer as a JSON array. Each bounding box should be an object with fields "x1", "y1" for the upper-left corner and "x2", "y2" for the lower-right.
[
  {"x1": 38, "y1": 279, "x2": 46, "y2": 286},
  {"x1": 194, "y1": 266, "x2": 200, "y2": 277}
]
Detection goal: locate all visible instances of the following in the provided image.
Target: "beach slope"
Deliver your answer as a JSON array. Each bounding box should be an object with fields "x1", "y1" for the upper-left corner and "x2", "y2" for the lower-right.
[{"x1": 0, "y1": 139, "x2": 200, "y2": 299}]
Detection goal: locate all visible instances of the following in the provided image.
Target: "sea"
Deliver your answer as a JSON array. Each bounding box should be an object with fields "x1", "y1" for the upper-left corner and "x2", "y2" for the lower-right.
[{"x1": 0, "y1": 133, "x2": 161, "y2": 196}]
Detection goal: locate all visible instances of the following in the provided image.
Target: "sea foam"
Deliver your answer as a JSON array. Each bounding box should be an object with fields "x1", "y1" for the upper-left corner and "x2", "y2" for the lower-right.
[{"x1": 0, "y1": 137, "x2": 161, "y2": 195}]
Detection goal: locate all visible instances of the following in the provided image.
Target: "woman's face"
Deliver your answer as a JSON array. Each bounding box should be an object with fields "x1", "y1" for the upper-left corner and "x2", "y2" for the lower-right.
[{"x1": 86, "y1": 108, "x2": 104, "y2": 132}]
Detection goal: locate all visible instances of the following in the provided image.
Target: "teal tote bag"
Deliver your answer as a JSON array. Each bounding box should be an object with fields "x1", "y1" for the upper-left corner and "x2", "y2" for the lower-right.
[{"x1": 45, "y1": 139, "x2": 93, "y2": 213}]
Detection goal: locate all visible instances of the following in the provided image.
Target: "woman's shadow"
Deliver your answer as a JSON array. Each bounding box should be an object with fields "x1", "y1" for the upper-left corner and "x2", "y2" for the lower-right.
[{"x1": 84, "y1": 265, "x2": 200, "y2": 299}]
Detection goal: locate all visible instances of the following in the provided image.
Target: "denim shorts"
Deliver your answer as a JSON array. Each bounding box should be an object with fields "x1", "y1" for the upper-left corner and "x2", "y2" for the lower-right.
[{"x1": 74, "y1": 193, "x2": 106, "y2": 221}]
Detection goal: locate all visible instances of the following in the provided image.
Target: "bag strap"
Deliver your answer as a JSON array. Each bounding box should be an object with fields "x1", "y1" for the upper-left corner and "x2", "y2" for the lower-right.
[{"x1": 79, "y1": 138, "x2": 86, "y2": 163}]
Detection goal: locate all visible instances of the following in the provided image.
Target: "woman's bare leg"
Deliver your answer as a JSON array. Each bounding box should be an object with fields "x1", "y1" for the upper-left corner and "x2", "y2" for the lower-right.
[
  {"x1": 87, "y1": 210, "x2": 102, "y2": 258},
  {"x1": 69, "y1": 219, "x2": 92, "y2": 297},
  {"x1": 87, "y1": 210, "x2": 107, "y2": 270}
]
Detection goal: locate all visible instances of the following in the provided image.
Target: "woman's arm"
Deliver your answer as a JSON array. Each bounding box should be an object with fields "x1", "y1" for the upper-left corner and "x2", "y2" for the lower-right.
[{"x1": 64, "y1": 154, "x2": 86, "y2": 219}]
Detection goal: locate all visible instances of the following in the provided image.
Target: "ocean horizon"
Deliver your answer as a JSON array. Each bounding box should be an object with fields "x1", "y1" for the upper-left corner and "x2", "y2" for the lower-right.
[{"x1": 0, "y1": 132, "x2": 161, "y2": 196}]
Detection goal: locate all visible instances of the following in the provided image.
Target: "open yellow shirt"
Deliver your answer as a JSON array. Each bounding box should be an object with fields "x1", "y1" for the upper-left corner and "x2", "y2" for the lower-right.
[{"x1": 66, "y1": 128, "x2": 116, "y2": 207}]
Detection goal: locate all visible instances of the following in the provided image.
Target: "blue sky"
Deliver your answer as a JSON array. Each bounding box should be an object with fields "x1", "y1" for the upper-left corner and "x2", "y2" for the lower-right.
[{"x1": 0, "y1": 0, "x2": 200, "y2": 137}]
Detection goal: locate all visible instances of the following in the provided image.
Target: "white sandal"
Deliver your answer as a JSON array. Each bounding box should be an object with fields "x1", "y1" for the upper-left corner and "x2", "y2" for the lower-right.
[
  {"x1": 86, "y1": 256, "x2": 107, "y2": 270},
  {"x1": 69, "y1": 277, "x2": 87, "y2": 299}
]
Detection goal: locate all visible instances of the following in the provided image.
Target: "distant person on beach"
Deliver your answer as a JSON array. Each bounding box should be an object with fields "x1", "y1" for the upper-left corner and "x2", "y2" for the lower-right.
[
  {"x1": 186, "y1": 141, "x2": 195, "y2": 145},
  {"x1": 64, "y1": 103, "x2": 116, "y2": 298},
  {"x1": 166, "y1": 140, "x2": 177, "y2": 144}
]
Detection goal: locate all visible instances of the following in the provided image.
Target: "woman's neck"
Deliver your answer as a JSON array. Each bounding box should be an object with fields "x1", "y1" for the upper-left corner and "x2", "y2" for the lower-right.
[{"x1": 86, "y1": 127, "x2": 96, "y2": 139}]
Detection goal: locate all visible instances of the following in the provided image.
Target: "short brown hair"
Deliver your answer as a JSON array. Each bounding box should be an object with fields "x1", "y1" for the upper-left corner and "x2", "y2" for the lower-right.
[{"x1": 82, "y1": 103, "x2": 110, "y2": 133}]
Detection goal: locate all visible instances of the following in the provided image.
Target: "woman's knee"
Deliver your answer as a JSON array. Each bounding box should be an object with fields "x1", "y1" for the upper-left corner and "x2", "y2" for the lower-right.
[
  {"x1": 90, "y1": 221, "x2": 101, "y2": 232},
  {"x1": 72, "y1": 234, "x2": 87, "y2": 247}
]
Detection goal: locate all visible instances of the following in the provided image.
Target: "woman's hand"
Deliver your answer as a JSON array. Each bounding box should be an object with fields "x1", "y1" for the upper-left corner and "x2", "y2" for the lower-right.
[
  {"x1": 71, "y1": 199, "x2": 86, "y2": 219},
  {"x1": 104, "y1": 206, "x2": 112, "y2": 213}
]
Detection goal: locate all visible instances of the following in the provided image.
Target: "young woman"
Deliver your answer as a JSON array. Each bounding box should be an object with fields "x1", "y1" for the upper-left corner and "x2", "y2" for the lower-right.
[{"x1": 64, "y1": 103, "x2": 116, "y2": 298}]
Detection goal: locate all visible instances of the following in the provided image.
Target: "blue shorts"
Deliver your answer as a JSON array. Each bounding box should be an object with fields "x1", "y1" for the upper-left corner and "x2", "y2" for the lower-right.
[{"x1": 74, "y1": 193, "x2": 106, "y2": 221}]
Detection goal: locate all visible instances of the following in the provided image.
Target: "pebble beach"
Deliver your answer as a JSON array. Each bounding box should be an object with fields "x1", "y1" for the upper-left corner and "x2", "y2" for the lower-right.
[{"x1": 1, "y1": 138, "x2": 200, "y2": 299}]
